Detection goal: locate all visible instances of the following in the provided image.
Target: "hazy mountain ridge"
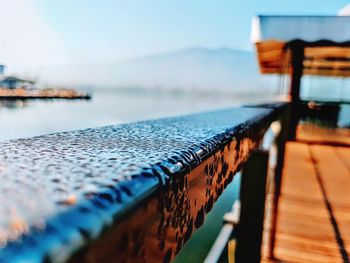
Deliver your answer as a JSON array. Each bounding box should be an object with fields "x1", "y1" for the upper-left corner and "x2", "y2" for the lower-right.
[{"x1": 41, "y1": 47, "x2": 278, "y2": 95}]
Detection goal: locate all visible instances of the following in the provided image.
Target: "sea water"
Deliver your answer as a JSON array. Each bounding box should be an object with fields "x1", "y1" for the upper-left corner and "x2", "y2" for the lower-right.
[{"x1": 0, "y1": 88, "x2": 270, "y2": 141}]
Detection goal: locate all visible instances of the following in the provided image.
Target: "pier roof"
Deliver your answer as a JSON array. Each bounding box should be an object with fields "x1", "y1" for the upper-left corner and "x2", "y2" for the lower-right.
[{"x1": 251, "y1": 16, "x2": 350, "y2": 77}]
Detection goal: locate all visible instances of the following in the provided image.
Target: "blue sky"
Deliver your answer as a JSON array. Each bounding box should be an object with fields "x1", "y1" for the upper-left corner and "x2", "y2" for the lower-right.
[
  {"x1": 37, "y1": 0, "x2": 349, "y2": 61},
  {"x1": 0, "y1": 0, "x2": 348, "y2": 74}
]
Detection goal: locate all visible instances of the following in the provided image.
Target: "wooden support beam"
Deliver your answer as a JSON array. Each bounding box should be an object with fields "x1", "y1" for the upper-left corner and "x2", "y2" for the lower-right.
[
  {"x1": 235, "y1": 149, "x2": 269, "y2": 263},
  {"x1": 288, "y1": 43, "x2": 304, "y2": 141}
]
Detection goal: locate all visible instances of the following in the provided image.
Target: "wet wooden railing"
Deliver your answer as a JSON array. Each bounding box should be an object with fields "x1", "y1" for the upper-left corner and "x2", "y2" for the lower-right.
[{"x1": 0, "y1": 102, "x2": 288, "y2": 262}]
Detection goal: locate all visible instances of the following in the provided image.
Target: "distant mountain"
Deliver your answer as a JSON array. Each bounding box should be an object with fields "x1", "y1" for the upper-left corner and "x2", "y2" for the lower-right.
[
  {"x1": 41, "y1": 47, "x2": 278, "y2": 95},
  {"x1": 338, "y1": 4, "x2": 350, "y2": 15}
]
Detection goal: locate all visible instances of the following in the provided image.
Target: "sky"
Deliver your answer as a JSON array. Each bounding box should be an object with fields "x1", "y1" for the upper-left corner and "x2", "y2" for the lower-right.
[{"x1": 0, "y1": 0, "x2": 349, "y2": 78}]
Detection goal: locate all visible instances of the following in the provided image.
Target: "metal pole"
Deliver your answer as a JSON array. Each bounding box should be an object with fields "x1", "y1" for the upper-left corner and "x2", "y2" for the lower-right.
[
  {"x1": 267, "y1": 111, "x2": 289, "y2": 259},
  {"x1": 204, "y1": 201, "x2": 240, "y2": 263}
]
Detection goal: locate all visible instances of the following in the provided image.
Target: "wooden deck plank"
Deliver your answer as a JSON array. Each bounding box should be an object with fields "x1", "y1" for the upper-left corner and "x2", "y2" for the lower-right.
[
  {"x1": 262, "y1": 142, "x2": 350, "y2": 262},
  {"x1": 274, "y1": 246, "x2": 343, "y2": 263},
  {"x1": 309, "y1": 145, "x2": 350, "y2": 257},
  {"x1": 334, "y1": 147, "x2": 350, "y2": 173},
  {"x1": 297, "y1": 124, "x2": 350, "y2": 146}
]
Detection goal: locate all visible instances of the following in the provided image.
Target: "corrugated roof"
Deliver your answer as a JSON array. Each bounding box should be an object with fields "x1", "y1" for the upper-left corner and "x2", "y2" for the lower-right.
[{"x1": 251, "y1": 16, "x2": 350, "y2": 77}]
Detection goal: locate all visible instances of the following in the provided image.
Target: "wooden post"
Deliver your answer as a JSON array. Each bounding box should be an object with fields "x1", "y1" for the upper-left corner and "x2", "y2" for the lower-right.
[
  {"x1": 288, "y1": 42, "x2": 304, "y2": 141},
  {"x1": 235, "y1": 149, "x2": 269, "y2": 263}
]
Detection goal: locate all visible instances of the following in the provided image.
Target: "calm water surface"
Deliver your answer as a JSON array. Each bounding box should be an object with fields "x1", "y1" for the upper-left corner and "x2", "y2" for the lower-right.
[{"x1": 0, "y1": 89, "x2": 264, "y2": 141}]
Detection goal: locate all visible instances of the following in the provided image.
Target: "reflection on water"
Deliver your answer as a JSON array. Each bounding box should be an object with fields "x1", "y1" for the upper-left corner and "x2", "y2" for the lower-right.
[
  {"x1": 0, "y1": 100, "x2": 28, "y2": 110},
  {"x1": 0, "y1": 89, "x2": 271, "y2": 142}
]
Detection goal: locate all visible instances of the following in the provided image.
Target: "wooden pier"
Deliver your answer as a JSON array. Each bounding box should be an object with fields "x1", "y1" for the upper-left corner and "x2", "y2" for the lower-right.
[
  {"x1": 262, "y1": 141, "x2": 350, "y2": 262},
  {"x1": 0, "y1": 88, "x2": 91, "y2": 100}
]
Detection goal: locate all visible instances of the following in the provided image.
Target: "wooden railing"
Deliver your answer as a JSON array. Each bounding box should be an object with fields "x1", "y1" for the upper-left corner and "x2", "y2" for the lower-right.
[{"x1": 0, "y1": 102, "x2": 288, "y2": 262}]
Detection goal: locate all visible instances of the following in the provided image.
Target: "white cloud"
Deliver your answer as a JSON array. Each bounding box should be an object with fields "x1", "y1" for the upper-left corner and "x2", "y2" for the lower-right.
[
  {"x1": 338, "y1": 3, "x2": 350, "y2": 16},
  {"x1": 0, "y1": 0, "x2": 66, "y2": 78}
]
